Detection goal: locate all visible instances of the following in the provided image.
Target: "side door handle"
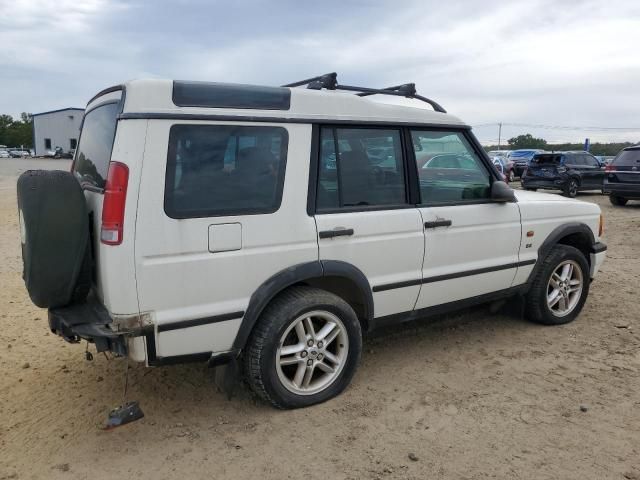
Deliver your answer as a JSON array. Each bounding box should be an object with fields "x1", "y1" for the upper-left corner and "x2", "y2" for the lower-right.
[
  {"x1": 319, "y1": 228, "x2": 354, "y2": 239},
  {"x1": 424, "y1": 219, "x2": 452, "y2": 229}
]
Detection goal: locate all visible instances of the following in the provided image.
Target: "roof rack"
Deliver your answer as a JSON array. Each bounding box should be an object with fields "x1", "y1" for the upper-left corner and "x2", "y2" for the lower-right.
[{"x1": 281, "y1": 72, "x2": 446, "y2": 113}]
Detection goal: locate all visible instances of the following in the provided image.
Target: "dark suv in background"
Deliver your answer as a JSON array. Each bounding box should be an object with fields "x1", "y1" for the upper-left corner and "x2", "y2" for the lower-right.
[
  {"x1": 521, "y1": 151, "x2": 605, "y2": 197},
  {"x1": 603, "y1": 145, "x2": 640, "y2": 206},
  {"x1": 510, "y1": 149, "x2": 544, "y2": 177}
]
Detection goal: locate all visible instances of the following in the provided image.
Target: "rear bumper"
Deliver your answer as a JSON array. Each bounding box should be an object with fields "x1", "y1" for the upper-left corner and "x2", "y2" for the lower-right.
[
  {"x1": 48, "y1": 299, "x2": 127, "y2": 356},
  {"x1": 590, "y1": 242, "x2": 607, "y2": 278},
  {"x1": 521, "y1": 177, "x2": 565, "y2": 189},
  {"x1": 602, "y1": 181, "x2": 640, "y2": 198}
]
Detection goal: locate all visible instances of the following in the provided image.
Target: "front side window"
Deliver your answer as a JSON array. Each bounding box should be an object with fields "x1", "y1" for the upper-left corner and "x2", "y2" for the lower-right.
[
  {"x1": 316, "y1": 127, "x2": 407, "y2": 210},
  {"x1": 73, "y1": 102, "x2": 119, "y2": 189},
  {"x1": 44, "y1": 138, "x2": 51, "y2": 149},
  {"x1": 412, "y1": 130, "x2": 491, "y2": 204},
  {"x1": 165, "y1": 124, "x2": 288, "y2": 218},
  {"x1": 582, "y1": 154, "x2": 599, "y2": 167}
]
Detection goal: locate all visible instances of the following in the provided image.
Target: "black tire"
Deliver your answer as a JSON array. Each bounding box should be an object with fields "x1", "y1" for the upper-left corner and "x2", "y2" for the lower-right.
[
  {"x1": 563, "y1": 178, "x2": 579, "y2": 198},
  {"x1": 244, "y1": 286, "x2": 362, "y2": 409},
  {"x1": 525, "y1": 245, "x2": 590, "y2": 325},
  {"x1": 609, "y1": 195, "x2": 628, "y2": 206},
  {"x1": 524, "y1": 187, "x2": 537, "y2": 191},
  {"x1": 17, "y1": 170, "x2": 91, "y2": 308}
]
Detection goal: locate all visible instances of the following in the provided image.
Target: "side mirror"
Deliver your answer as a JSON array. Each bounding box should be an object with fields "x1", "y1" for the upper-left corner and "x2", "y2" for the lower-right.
[{"x1": 491, "y1": 180, "x2": 517, "y2": 203}]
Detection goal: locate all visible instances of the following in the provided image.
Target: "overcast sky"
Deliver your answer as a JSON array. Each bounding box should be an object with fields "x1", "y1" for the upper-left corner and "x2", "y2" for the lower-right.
[{"x1": 1, "y1": 0, "x2": 639, "y2": 144}]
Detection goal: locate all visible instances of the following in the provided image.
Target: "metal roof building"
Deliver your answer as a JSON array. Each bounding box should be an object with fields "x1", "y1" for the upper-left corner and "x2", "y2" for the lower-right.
[{"x1": 32, "y1": 108, "x2": 84, "y2": 157}]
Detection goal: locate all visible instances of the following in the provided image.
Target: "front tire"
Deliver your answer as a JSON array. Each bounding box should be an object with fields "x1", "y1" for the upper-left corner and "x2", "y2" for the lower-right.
[
  {"x1": 244, "y1": 286, "x2": 362, "y2": 409},
  {"x1": 508, "y1": 170, "x2": 515, "y2": 182},
  {"x1": 525, "y1": 245, "x2": 590, "y2": 325},
  {"x1": 609, "y1": 195, "x2": 628, "y2": 206}
]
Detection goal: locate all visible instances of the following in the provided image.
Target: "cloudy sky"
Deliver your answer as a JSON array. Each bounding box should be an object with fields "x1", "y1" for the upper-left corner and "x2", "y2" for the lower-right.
[{"x1": 1, "y1": 0, "x2": 639, "y2": 144}]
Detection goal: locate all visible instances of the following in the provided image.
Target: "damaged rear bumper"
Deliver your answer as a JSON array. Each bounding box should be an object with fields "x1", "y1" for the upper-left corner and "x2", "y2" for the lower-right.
[{"x1": 48, "y1": 299, "x2": 127, "y2": 356}]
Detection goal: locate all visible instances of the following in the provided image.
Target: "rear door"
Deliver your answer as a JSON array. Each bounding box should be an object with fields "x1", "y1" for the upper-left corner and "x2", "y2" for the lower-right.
[
  {"x1": 135, "y1": 121, "x2": 318, "y2": 358},
  {"x1": 581, "y1": 154, "x2": 605, "y2": 188},
  {"x1": 410, "y1": 129, "x2": 522, "y2": 309},
  {"x1": 313, "y1": 126, "x2": 424, "y2": 318}
]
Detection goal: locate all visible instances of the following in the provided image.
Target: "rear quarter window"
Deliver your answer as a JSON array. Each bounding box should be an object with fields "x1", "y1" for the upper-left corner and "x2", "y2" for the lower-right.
[
  {"x1": 73, "y1": 103, "x2": 119, "y2": 189},
  {"x1": 164, "y1": 124, "x2": 288, "y2": 218},
  {"x1": 614, "y1": 149, "x2": 640, "y2": 166}
]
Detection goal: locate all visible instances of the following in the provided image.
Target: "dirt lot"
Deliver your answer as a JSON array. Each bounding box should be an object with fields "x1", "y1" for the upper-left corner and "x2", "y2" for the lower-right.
[{"x1": 1, "y1": 158, "x2": 638, "y2": 480}]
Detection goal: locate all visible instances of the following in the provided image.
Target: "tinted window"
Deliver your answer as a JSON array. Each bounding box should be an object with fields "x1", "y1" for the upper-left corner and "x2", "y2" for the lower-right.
[
  {"x1": 583, "y1": 154, "x2": 599, "y2": 167},
  {"x1": 613, "y1": 149, "x2": 640, "y2": 166},
  {"x1": 316, "y1": 128, "x2": 407, "y2": 210},
  {"x1": 412, "y1": 130, "x2": 491, "y2": 204},
  {"x1": 44, "y1": 138, "x2": 51, "y2": 149},
  {"x1": 165, "y1": 125, "x2": 287, "y2": 218},
  {"x1": 531, "y1": 154, "x2": 561, "y2": 164},
  {"x1": 564, "y1": 154, "x2": 580, "y2": 165},
  {"x1": 173, "y1": 81, "x2": 291, "y2": 110},
  {"x1": 73, "y1": 103, "x2": 118, "y2": 189}
]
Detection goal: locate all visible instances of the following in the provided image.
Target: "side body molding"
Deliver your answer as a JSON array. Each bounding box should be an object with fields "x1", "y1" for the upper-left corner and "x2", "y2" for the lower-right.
[{"x1": 232, "y1": 260, "x2": 374, "y2": 351}]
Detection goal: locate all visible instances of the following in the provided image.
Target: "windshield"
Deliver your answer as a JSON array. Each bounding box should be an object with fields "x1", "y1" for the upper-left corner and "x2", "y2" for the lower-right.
[{"x1": 531, "y1": 154, "x2": 562, "y2": 165}]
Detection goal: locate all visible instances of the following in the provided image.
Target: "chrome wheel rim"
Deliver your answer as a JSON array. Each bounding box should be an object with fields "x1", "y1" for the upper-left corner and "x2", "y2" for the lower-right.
[
  {"x1": 569, "y1": 181, "x2": 577, "y2": 196},
  {"x1": 509, "y1": 170, "x2": 515, "y2": 182},
  {"x1": 275, "y1": 311, "x2": 349, "y2": 396},
  {"x1": 547, "y1": 260, "x2": 583, "y2": 317}
]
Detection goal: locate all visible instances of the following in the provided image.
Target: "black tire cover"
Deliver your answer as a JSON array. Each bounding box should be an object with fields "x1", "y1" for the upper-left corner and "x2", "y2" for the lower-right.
[{"x1": 17, "y1": 170, "x2": 91, "y2": 308}]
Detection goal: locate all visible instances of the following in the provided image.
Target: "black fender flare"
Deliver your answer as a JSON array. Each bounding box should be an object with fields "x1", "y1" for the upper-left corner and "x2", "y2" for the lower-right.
[
  {"x1": 232, "y1": 260, "x2": 374, "y2": 351},
  {"x1": 526, "y1": 222, "x2": 595, "y2": 285}
]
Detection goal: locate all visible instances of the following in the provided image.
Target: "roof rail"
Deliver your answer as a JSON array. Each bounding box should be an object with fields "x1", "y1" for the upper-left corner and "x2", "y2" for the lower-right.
[{"x1": 281, "y1": 73, "x2": 446, "y2": 113}]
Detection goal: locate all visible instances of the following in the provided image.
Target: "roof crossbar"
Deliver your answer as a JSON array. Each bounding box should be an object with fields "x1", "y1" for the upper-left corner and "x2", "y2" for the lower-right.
[{"x1": 281, "y1": 73, "x2": 446, "y2": 113}]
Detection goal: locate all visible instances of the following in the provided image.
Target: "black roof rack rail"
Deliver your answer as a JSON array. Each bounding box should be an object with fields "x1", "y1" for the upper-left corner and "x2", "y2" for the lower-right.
[{"x1": 281, "y1": 73, "x2": 446, "y2": 113}]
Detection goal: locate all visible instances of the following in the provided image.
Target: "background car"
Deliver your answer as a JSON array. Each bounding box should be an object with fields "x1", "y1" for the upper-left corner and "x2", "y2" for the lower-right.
[
  {"x1": 509, "y1": 149, "x2": 545, "y2": 177},
  {"x1": 0, "y1": 150, "x2": 10, "y2": 158},
  {"x1": 9, "y1": 149, "x2": 31, "y2": 158},
  {"x1": 491, "y1": 156, "x2": 516, "y2": 182},
  {"x1": 603, "y1": 145, "x2": 640, "y2": 206},
  {"x1": 521, "y1": 151, "x2": 605, "y2": 197}
]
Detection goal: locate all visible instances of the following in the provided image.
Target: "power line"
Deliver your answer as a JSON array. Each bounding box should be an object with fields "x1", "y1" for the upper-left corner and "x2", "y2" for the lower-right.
[{"x1": 472, "y1": 122, "x2": 640, "y2": 131}]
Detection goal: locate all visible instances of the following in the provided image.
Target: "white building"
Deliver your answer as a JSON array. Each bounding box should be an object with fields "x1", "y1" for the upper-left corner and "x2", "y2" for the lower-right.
[{"x1": 32, "y1": 108, "x2": 84, "y2": 157}]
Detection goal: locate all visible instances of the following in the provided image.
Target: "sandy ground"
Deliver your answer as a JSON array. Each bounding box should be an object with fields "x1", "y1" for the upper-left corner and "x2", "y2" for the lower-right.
[{"x1": 0, "y1": 158, "x2": 638, "y2": 480}]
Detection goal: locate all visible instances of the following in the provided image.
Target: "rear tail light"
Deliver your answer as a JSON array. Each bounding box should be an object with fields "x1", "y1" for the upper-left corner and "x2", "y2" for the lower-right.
[
  {"x1": 604, "y1": 164, "x2": 616, "y2": 172},
  {"x1": 101, "y1": 162, "x2": 129, "y2": 245}
]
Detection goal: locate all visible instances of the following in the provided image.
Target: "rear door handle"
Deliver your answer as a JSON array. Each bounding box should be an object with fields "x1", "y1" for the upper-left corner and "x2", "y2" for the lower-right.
[
  {"x1": 424, "y1": 219, "x2": 452, "y2": 229},
  {"x1": 319, "y1": 228, "x2": 354, "y2": 239}
]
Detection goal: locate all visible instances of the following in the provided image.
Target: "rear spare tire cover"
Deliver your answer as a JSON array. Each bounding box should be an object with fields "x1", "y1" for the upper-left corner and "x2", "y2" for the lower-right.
[{"x1": 17, "y1": 170, "x2": 91, "y2": 308}]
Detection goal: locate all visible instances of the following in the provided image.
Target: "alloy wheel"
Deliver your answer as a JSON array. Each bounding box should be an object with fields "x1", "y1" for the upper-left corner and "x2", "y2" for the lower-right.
[
  {"x1": 547, "y1": 260, "x2": 583, "y2": 317},
  {"x1": 275, "y1": 310, "x2": 349, "y2": 395}
]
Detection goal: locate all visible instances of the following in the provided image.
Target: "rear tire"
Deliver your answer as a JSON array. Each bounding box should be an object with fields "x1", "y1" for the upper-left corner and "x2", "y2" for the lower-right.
[
  {"x1": 244, "y1": 286, "x2": 362, "y2": 409},
  {"x1": 609, "y1": 195, "x2": 628, "y2": 206},
  {"x1": 525, "y1": 245, "x2": 590, "y2": 325},
  {"x1": 563, "y1": 178, "x2": 579, "y2": 198}
]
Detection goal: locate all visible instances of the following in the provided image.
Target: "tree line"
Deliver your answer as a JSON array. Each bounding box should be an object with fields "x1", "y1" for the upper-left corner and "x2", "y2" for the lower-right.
[
  {"x1": 484, "y1": 133, "x2": 637, "y2": 156},
  {"x1": 0, "y1": 113, "x2": 33, "y2": 148}
]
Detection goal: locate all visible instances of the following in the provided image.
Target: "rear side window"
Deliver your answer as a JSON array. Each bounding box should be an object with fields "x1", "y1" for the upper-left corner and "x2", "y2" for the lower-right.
[
  {"x1": 165, "y1": 125, "x2": 288, "y2": 218},
  {"x1": 73, "y1": 103, "x2": 119, "y2": 189},
  {"x1": 316, "y1": 127, "x2": 407, "y2": 210},
  {"x1": 613, "y1": 149, "x2": 640, "y2": 166}
]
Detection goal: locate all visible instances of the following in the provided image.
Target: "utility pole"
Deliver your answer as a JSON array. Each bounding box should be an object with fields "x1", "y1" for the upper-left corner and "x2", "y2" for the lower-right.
[{"x1": 498, "y1": 122, "x2": 502, "y2": 150}]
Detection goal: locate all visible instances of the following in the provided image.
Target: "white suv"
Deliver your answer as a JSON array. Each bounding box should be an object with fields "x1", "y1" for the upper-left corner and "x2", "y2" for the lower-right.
[{"x1": 17, "y1": 74, "x2": 607, "y2": 409}]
